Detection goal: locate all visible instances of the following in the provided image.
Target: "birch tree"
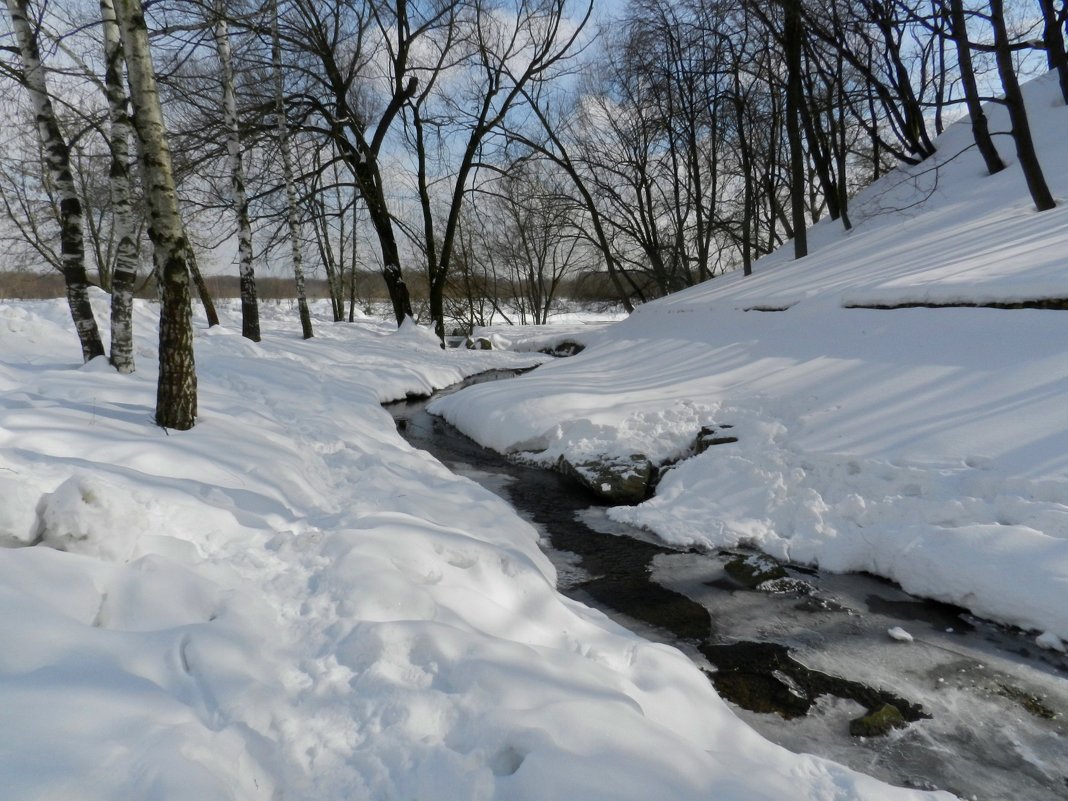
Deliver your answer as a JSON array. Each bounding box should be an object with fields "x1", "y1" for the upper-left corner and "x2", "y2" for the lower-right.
[
  {"x1": 4, "y1": 0, "x2": 105, "y2": 363},
  {"x1": 113, "y1": 0, "x2": 197, "y2": 429},
  {"x1": 271, "y1": 0, "x2": 312, "y2": 338},
  {"x1": 212, "y1": 0, "x2": 259, "y2": 341},
  {"x1": 100, "y1": 0, "x2": 139, "y2": 373}
]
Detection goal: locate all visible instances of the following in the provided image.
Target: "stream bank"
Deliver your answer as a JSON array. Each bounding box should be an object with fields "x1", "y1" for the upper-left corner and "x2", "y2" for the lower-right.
[{"x1": 387, "y1": 369, "x2": 1068, "y2": 801}]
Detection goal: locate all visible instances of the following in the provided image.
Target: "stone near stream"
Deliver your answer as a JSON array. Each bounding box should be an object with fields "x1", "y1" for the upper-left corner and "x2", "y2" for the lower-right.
[
  {"x1": 724, "y1": 553, "x2": 789, "y2": 588},
  {"x1": 539, "y1": 340, "x2": 585, "y2": 357},
  {"x1": 701, "y1": 640, "x2": 927, "y2": 724},
  {"x1": 556, "y1": 453, "x2": 655, "y2": 504},
  {"x1": 849, "y1": 703, "x2": 908, "y2": 737},
  {"x1": 693, "y1": 424, "x2": 738, "y2": 454},
  {"x1": 551, "y1": 423, "x2": 740, "y2": 505},
  {"x1": 996, "y1": 683, "x2": 1056, "y2": 719}
]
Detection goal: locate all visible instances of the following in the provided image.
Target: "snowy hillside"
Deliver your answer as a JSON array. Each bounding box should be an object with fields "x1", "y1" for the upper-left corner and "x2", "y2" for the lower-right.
[{"x1": 431, "y1": 71, "x2": 1068, "y2": 645}]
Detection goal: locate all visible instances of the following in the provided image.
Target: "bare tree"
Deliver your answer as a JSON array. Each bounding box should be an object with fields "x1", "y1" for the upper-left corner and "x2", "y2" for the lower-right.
[
  {"x1": 944, "y1": 0, "x2": 1006, "y2": 175},
  {"x1": 100, "y1": 0, "x2": 139, "y2": 373},
  {"x1": 1036, "y1": 0, "x2": 1068, "y2": 103},
  {"x1": 269, "y1": 0, "x2": 312, "y2": 338},
  {"x1": 988, "y1": 0, "x2": 1055, "y2": 211},
  {"x1": 406, "y1": 0, "x2": 593, "y2": 340},
  {"x1": 276, "y1": 0, "x2": 421, "y2": 326},
  {"x1": 211, "y1": 0, "x2": 260, "y2": 340},
  {"x1": 113, "y1": 0, "x2": 198, "y2": 429},
  {"x1": 781, "y1": 0, "x2": 808, "y2": 258},
  {"x1": 4, "y1": 0, "x2": 105, "y2": 363},
  {"x1": 473, "y1": 156, "x2": 589, "y2": 324}
]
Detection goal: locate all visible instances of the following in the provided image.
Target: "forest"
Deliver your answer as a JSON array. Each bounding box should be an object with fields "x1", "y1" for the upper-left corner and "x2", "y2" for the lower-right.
[{"x1": 1, "y1": 0, "x2": 1064, "y2": 430}]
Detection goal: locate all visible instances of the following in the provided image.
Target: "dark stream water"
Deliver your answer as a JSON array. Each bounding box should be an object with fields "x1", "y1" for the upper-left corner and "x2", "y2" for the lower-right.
[{"x1": 387, "y1": 369, "x2": 1068, "y2": 801}]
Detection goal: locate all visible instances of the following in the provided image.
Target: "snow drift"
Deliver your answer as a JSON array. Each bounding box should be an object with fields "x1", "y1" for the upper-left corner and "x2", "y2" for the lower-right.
[{"x1": 0, "y1": 294, "x2": 945, "y2": 799}]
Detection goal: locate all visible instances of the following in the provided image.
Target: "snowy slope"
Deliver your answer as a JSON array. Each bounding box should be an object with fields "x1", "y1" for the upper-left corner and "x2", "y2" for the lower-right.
[
  {"x1": 430, "y1": 71, "x2": 1068, "y2": 645},
  {"x1": 0, "y1": 296, "x2": 947, "y2": 799}
]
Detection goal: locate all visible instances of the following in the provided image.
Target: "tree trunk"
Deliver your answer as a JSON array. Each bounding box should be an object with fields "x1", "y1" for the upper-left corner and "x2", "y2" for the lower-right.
[
  {"x1": 1038, "y1": 0, "x2": 1068, "y2": 103},
  {"x1": 347, "y1": 202, "x2": 360, "y2": 323},
  {"x1": 733, "y1": 94, "x2": 754, "y2": 276},
  {"x1": 270, "y1": 0, "x2": 312, "y2": 338},
  {"x1": 358, "y1": 167, "x2": 413, "y2": 325},
  {"x1": 989, "y1": 0, "x2": 1056, "y2": 211},
  {"x1": 947, "y1": 0, "x2": 1005, "y2": 175},
  {"x1": 310, "y1": 196, "x2": 343, "y2": 321},
  {"x1": 334, "y1": 154, "x2": 411, "y2": 326},
  {"x1": 6, "y1": 0, "x2": 105, "y2": 364},
  {"x1": 213, "y1": 4, "x2": 260, "y2": 341},
  {"x1": 188, "y1": 252, "x2": 220, "y2": 326},
  {"x1": 783, "y1": 0, "x2": 808, "y2": 259},
  {"x1": 429, "y1": 275, "x2": 446, "y2": 346},
  {"x1": 833, "y1": 50, "x2": 852, "y2": 230},
  {"x1": 100, "y1": 0, "x2": 138, "y2": 373},
  {"x1": 113, "y1": 0, "x2": 198, "y2": 429},
  {"x1": 797, "y1": 66, "x2": 842, "y2": 225}
]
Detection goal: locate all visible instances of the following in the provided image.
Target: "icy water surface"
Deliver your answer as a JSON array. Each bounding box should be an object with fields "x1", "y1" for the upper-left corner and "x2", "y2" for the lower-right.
[{"x1": 388, "y1": 370, "x2": 1068, "y2": 801}]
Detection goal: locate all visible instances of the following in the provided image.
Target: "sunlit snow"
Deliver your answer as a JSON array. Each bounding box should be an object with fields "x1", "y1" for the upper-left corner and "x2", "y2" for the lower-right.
[
  {"x1": 433, "y1": 71, "x2": 1068, "y2": 645},
  {"x1": 4, "y1": 70, "x2": 1068, "y2": 801}
]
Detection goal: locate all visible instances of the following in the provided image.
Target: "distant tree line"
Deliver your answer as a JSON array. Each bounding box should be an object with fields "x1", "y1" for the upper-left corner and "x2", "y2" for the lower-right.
[{"x1": 0, "y1": 0, "x2": 1062, "y2": 428}]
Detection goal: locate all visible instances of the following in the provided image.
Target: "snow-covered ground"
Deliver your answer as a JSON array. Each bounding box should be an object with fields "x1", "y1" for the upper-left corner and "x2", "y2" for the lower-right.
[
  {"x1": 5, "y1": 69, "x2": 1068, "y2": 801},
  {"x1": 0, "y1": 295, "x2": 946, "y2": 799},
  {"x1": 430, "y1": 71, "x2": 1068, "y2": 649}
]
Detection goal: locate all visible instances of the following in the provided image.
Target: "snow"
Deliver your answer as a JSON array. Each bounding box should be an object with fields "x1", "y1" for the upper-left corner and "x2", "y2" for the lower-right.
[
  {"x1": 1035, "y1": 632, "x2": 1065, "y2": 652},
  {"x1": 0, "y1": 295, "x2": 945, "y2": 799},
  {"x1": 887, "y1": 627, "x2": 915, "y2": 643},
  {"x1": 7, "y1": 67, "x2": 1068, "y2": 801},
  {"x1": 430, "y1": 71, "x2": 1068, "y2": 645}
]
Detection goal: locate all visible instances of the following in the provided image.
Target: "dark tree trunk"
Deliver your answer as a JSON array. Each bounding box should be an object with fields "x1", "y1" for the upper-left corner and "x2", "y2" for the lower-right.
[
  {"x1": 946, "y1": 0, "x2": 1005, "y2": 175},
  {"x1": 356, "y1": 163, "x2": 412, "y2": 326},
  {"x1": 733, "y1": 93, "x2": 755, "y2": 276},
  {"x1": 1038, "y1": 0, "x2": 1068, "y2": 103},
  {"x1": 798, "y1": 65, "x2": 842, "y2": 225},
  {"x1": 783, "y1": 0, "x2": 808, "y2": 258},
  {"x1": 989, "y1": 0, "x2": 1056, "y2": 211},
  {"x1": 310, "y1": 199, "x2": 344, "y2": 322},
  {"x1": 833, "y1": 51, "x2": 853, "y2": 230},
  {"x1": 429, "y1": 275, "x2": 446, "y2": 345}
]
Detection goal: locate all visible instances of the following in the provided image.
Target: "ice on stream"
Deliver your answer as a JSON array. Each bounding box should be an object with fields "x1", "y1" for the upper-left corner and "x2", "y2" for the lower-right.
[{"x1": 651, "y1": 550, "x2": 1068, "y2": 801}]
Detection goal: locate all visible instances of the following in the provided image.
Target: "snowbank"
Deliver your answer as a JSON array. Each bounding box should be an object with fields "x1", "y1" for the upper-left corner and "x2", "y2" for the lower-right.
[
  {"x1": 430, "y1": 72, "x2": 1068, "y2": 643},
  {"x1": 0, "y1": 296, "x2": 944, "y2": 799}
]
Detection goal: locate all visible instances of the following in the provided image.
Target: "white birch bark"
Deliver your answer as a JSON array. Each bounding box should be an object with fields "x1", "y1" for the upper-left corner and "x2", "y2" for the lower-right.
[
  {"x1": 5, "y1": 0, "x2": 105, "y2": 364},
  {"x1": 213, "y1": 3, "x2": 260, "y2": 341},
  {"x1": 271, "y1": 0, "x2": 313, "y2": 338},
  {"x1": 100, "y1": 0, "x2": 138, "y2": 373},
  {"x1": 112, "y1": 0, "x2": 197, "y2": 429}
]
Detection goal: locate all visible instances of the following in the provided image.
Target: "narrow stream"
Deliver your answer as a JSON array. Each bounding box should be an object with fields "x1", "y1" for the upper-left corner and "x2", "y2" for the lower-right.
[{"x1": 387, "y1": 369, "x2": 1068, "y2": 801}]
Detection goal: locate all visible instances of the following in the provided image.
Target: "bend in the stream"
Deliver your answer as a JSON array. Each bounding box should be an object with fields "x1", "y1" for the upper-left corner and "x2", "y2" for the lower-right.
[{"x1": 387, "y1": 368, "x2": 1068, "y2": 801}]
